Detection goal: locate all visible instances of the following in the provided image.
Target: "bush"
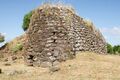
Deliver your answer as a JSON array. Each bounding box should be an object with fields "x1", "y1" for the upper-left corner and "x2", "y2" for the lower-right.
[
  {"x1": 113, "y1": 45, "x2": 120, "y2": 54},
  {"x1": 22, "y1": 11, "x2": 33, "y2": 31},
  {"x1": 107, "y1": 43, "x2": 120, "y2": 55},
  {"x1": 107, "y1": 43, "x2": 113, "y2": 54},
  {"x1": 0, "y1": 34, "x2": 4, "y2": 43},
  {"x1": 0, "y1": 37, "x2": 4, "y2": 42},
  {"x1": 118, "y1": 47, "x2": 120, "y2": 53},
  {"x1": 11, "y1": 43, "x2": 23, "y2": 53}
]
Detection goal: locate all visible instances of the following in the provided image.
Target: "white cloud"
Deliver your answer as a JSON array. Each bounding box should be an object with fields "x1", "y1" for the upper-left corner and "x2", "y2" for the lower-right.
[
  {"x1": 0, "y1": 32, "x2": 6, "y2": 36},
  {"x1": 100, "y1": 27, "x2": 120, "y2": 36},
  {"x1": 100, "y1": 26, "x2": 120, "y2": 45}
]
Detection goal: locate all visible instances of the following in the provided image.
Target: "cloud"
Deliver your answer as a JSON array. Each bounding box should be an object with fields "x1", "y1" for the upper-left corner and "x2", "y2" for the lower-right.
[
  {"x1": 0, "y1": 32, "x2": 6, "y2": 36},
  {"x1": 100, "y1": 27, "x2": 120, "y2": 36},
  {"x1": 99, "y1": 26, "x2": 120, "y2": 45}
]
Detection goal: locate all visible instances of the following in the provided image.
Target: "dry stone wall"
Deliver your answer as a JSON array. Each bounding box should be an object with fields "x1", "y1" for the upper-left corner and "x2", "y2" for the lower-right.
[{"x1": 24, "y1": 4, "x2": 107, "y2": 67}]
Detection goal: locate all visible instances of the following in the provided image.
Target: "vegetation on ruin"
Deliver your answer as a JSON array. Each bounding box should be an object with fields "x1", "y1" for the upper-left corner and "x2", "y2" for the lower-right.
[
  {"x1": 11, "y1": 43, "x2": 23, "y2": 53},
  {"x1": 22, "y1": 11, "x2": 33, "y2": 31},
  {"x1": 0, "y1": 34, "x2": 4, "y2": 43}
]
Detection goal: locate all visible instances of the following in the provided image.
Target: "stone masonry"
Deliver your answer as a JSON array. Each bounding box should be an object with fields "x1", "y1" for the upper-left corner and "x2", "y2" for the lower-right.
[{"x1": 24, "y1": 4, "x2": 107, "y2": 67}]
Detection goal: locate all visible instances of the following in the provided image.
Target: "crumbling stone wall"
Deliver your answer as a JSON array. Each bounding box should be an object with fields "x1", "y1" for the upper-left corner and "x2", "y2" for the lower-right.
[{"x1": 24, "y1": 4, "x2": 107, "y2": 67}]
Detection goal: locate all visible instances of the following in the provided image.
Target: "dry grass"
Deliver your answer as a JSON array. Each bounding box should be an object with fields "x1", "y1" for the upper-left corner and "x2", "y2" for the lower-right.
[
  {"x1": 0, "y1": 52, "x2": 120, "y2": 80},
  {"x1": 38, "y1": 3, "x2": 75, "y2": 14}
]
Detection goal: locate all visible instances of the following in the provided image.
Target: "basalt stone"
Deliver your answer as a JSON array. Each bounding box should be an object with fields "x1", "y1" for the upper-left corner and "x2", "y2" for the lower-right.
[
  {"x1": 0, "y1": 68, "x2": 2, "y2": 73},
  {"x1": 24, "y1": 4, "x2": 107, "y2": 68},
  {"x1": 40, "y1": 61, "x2": 52, "y2": 68},
  {"x1": 49, "y1": 66, "x2": 60, "y2": 72}
]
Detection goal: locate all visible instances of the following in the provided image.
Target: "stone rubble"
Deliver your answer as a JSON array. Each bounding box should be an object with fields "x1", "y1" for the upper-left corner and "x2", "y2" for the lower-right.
[{"x1": 0, "y1": 68, "x2": 2, "y2": 74}]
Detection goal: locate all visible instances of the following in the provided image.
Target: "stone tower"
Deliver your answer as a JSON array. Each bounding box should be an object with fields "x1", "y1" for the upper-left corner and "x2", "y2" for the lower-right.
[{"x1": 24, "y1": 4, "x2": 107, "y2": 67}]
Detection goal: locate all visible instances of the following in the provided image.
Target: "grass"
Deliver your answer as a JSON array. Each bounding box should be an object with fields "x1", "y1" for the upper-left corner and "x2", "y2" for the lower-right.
[
  {"x1": 0, "y1": 52, "x2": 120, "y2": 80},
  {"x1": 11, "y1": 43, "x2": 23, "y2": 53},
  {"x1": 83, "y1": 19, "x2": 94, "y2": 31}
]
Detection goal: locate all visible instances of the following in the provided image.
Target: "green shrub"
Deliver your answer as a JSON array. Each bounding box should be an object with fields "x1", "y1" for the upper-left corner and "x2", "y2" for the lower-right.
[
  {"x1": 113, "y1": 45, "x2": 120, "y2": 54},
  {"x1": 0, "y1": 34, "x2": 4, "y2": 43},
  {"x1": 0, "y1": 37, "x2": 4, "y2": 42},
  {"x1": 11, "y1": 43, "x2": 23, "y2": 53},
  {"x1": 107, "y1": 43, "x2": 113, "y2": 54},
  {"x1": 22, "y1": 11, "x2": 33, "y2": 31},
  {"x1": 113, "y1": 46, "x2": 118, "y2": 54},
  {"x1": 118, "y1": 47, "x2": 120, "y2": 53},
  {"x1": 107, "y1": 44, "x2": 120, "y2": 55}
]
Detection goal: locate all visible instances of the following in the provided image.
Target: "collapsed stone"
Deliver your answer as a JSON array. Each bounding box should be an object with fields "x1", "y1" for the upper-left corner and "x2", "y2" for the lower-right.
[
  {"x1": 0, "y1": 68, "x2": 2, "y2": 73},
  {"x1": 24, "y1": 4, "x2": 107, "y2": 67}
]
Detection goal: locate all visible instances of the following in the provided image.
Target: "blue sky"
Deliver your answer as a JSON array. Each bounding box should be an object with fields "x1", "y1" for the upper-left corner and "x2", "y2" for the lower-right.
[{"x1": 0, "y1": 0, "x2": 120, "y2": 45}]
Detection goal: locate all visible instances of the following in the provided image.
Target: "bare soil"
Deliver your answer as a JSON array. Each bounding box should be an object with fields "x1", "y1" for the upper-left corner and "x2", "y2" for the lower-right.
[{"x1": 0, "y1": 52, "x2": 120, "y2": 80}]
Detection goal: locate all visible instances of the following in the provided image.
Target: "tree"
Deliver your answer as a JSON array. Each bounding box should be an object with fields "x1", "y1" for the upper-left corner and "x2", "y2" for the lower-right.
[
  {"x1": 0, "y1": 33, "x2": 4, "y2": 43},
  {"x1": 113, "y1": 46, "x2": 118, "y2": 54},
  {"x1": 22, "y1": 11, "x2": 33, "y2": 31},
  {"x1": 113, "y1": 45, "x2": 120, "y2": 54},
  {"x1": 118, "y1": 47, "x2": 120, "y2": 53},
  {"x1": 107, "y1": 43, "x2": 113, "y2": 54}
]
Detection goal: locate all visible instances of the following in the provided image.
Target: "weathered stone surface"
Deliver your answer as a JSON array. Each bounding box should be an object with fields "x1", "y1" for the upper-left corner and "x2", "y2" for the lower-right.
[
  {"x1": 3, "y1": 58, "x2": 8, "y2": 62},
  {"x1": 24, "y1": 4, "x2": 107, "y2": 68},
  {"x1": 49, "y1": 66, "x2": 60, "y2": 72},
  {"x1": 11, "y1": 56, "x2": 17, "y2": 61},
  {"x1": 53, "y1": 61, "x2": 60, "y2": 66},
  {"x1": 0, "y1": 68, "x2": 2, "y2": 73},
  {"x1": 4, "y1": 69, "x2": 27, "y2": 76},
  {"x1": 4, "y1": 62, "x2": 11, "y2": 66},
  {"x1": 5, "y1": 70, "x2": 18, "y2": 76},
  {"x1": 40, "y1": 61, "x2": 52, "y2": 68}
]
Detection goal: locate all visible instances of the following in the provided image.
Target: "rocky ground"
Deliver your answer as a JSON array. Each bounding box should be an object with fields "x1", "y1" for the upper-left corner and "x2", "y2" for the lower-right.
[{"x1": 0, "y1": 52, "x2": 120, "y2": 80}]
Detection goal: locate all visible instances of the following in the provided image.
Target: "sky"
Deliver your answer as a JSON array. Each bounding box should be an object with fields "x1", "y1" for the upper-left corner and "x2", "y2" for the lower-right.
[{"x1": 0, "y1": 0, "x2": 120, "y2": 46}]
